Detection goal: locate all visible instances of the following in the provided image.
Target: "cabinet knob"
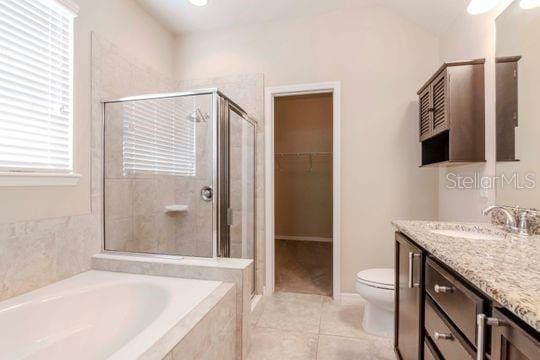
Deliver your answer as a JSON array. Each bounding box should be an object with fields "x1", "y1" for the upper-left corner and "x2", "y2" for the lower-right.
[
  {"x1": 434, "y1": 332, "x2": 453, "y2": 340},
  {"x1": 434, "y1": 284, "x2": 454, "y2": 293}
]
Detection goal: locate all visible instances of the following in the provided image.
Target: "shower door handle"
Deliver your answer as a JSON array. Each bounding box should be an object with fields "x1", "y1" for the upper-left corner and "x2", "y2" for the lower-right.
[{"x1": 201, "y1": 186, "x2": 213, "y2": 201}]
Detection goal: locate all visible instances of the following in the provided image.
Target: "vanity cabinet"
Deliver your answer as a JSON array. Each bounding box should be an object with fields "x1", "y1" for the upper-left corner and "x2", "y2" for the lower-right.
[
  {"x1": 395, "y1": 233, "x2": 425, "y2": 360},
  {"x1": 488, "y1": 308, "x2": 540, "y2": 360},
  {"x1": 394, "y1": 232, "x2": 540, "y2": 360},
  {"x1": 417, "y1": 59, "x2": 485, "y2": 166}
]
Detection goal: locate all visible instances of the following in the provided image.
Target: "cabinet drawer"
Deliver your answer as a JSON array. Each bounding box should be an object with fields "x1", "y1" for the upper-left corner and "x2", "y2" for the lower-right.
[
  {"x1": 424, "y1": 336, "x2": 442, "y2": 360},
  {"x1": 425, "y1": 297, "x2": 474, "y2": 360},
  {"x1": 426, "y1": 258, "x2": 484, "y2": 345}
]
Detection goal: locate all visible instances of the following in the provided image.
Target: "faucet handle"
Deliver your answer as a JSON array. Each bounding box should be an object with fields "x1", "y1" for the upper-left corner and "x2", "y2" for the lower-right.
[{"x1": 516, "y1": 210, "x2": 532, "y2": 236}]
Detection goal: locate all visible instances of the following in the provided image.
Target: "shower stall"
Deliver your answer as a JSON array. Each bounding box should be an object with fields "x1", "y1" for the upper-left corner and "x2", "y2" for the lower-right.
[{"x1": 102, "y1": 89, "x2": 256, "y2": 290}]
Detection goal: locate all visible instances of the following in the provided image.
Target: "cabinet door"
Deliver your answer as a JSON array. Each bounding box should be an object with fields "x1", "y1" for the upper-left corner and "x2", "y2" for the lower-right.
[
  {"x1": 395, "y1": 232, "x2": 424, "y2": 360},
  {"x1": 496, "y1": 59, "x2": 519, "y2": 161},
  {"x1": 419, "y1": 86, "x2": 433, "y2": 141},
  {"x1": 431, "y1": 71, "x2": 449, "y2": 136},
  {"x1": 490, "y1": 308, "x2": 540, "y2": 360}
]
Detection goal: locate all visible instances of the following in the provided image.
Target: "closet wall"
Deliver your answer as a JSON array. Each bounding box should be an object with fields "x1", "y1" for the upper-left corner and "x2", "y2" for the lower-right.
[{"x1": 275, "y1": 93, "x2": 333, "y2": 241}]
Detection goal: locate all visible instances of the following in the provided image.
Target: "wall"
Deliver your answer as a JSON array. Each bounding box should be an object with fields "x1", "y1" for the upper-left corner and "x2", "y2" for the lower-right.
[
  {"x1": 0, "y1": 0, "x2": 175, "y2": 301},
  {"x1": 437, "y1": 4, "x2": 512, "y2": 221},
  {"x1": 275, "y1": 94, "x2": 333, "y2": 240},
  {"x1": 174, "y1": 7, "x2": 441, "y2": 292}
]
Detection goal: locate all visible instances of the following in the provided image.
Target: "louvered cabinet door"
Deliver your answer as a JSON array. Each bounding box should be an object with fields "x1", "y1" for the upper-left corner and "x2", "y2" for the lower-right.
[
  {"x1": 431, "y1": 71, "x2": 449, "y2": 136},
  {"x1": 419, "y1": 86, "x2": 433, "y2": 141}
]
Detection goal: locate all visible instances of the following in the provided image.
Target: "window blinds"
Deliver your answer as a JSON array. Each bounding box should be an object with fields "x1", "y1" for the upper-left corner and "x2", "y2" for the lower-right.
[
  {"x1": 0, "y1": 0, "x2": 75, "y2": 172},
  {"x1": 122, "y1": 97, "x2": 197, "y2": 177}
]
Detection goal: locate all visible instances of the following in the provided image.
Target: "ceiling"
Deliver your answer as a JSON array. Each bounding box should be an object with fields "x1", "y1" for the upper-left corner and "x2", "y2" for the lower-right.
[{"x1": 137, "y1": 0, "x2": 470, "y2": 36}]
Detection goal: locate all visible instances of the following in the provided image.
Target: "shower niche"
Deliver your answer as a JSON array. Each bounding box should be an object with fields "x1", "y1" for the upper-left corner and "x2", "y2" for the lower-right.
[{"x1": 102, "y1": 89, "x2": 256, "y2": 266}]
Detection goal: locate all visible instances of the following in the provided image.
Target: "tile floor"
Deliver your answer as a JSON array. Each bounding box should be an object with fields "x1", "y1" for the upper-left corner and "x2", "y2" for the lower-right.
[
  {"x1": 248, "y1": 292, "x2": 395, "y2": 360},
  {"x1": 275, "y1": 240, "x2": 333, "y2": 296}
]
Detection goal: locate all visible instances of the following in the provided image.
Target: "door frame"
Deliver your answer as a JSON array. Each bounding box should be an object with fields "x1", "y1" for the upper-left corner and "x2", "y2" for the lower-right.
[{"x1": 264, "y1": 82, "x2": 341, "y2": 298}]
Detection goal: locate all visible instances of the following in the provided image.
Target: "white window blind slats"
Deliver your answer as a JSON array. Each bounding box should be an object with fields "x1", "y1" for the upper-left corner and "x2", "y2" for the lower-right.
[
  {"x1": 0, "y1": 0, "x2": 75, "y2": 172},
  {"x1": 122, "y1": 99, "x2": 197, "y2": 177}
]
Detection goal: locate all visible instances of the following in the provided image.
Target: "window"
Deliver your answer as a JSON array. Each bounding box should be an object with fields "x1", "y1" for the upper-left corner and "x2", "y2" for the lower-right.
[
  {"x1": 0, "y1": 0, "x2": 78, "y2": 175},
  {"x1": 122, "y1": 97, "x2": 197, "y2": 177}
]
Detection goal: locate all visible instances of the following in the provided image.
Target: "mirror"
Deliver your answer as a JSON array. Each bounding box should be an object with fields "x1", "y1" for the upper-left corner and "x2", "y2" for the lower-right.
[{"x1": 496, "y1": 1, "x2": 540, "y2": 208}]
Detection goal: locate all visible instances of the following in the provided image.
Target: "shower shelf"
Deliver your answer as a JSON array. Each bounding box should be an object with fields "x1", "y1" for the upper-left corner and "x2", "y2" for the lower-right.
[{"x1": 165, "y1": 205, "x2": 188, "y2": 213}]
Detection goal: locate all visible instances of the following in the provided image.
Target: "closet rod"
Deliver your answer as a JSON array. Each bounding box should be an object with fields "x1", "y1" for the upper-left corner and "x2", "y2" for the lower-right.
[{"x1": 275, "y1": 152, "x2": 332, "y2": 156}]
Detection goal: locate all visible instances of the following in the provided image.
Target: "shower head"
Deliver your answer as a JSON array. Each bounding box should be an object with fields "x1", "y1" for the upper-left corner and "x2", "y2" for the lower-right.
[{"x1": 188, "y1": 108, "x2": 209, "y2": 123}]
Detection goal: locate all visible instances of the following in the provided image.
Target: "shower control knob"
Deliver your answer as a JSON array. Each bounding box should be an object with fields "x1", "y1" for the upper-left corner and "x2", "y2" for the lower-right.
[{"x1": 201, "y1": 186, "x2": 213, "y2": 201}]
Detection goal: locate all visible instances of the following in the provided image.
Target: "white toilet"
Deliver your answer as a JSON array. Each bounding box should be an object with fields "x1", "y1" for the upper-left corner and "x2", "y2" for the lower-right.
[{"x1": 355, "y1": 268, "x2": 395, "y2": 337}]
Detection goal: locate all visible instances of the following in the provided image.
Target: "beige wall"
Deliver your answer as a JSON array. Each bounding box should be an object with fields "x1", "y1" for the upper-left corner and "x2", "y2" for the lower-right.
[
  {"x1": 174, "y1": 7, "x2": 440, "y2": 292},
  {"x1": 0, "y1": 0, "x2": 175, "y2": 224},
  {"x1": 275, "y1": 94, "x2": 333, "y2": 239},
  {"x1": 437, "y1": 5, "x2": 513, "y2": 222},
  {"x1": 0, "y1": 0, "x2": 175, "y2": 301}
]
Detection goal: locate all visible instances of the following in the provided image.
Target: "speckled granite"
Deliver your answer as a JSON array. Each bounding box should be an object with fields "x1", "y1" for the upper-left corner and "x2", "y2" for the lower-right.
[
  {"x1": 392, "y1": 220, "x2": 540, "y2": 332},
  {"x1": 490, "y1": 206, "x2": 540, "y2": 235}
]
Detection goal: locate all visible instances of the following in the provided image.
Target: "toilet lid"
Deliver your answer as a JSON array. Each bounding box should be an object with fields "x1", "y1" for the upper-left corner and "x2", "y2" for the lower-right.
[{"x1": 356, "y1": 268, "x2": 394, "y2": 290}]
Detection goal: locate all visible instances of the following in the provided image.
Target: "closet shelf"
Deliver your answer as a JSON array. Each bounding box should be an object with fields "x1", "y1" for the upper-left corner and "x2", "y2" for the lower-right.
[{"x1": 275, "y1": 152, "x2": 332, "y2": 156}]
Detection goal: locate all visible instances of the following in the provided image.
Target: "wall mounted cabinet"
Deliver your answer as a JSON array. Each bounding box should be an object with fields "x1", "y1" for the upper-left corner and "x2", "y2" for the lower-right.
[
  {"x1": 496, "y1": 56, "x2": 521, "y2": 162},
  {"x1": 417, "y1": 59, "x2": 486, "y2": 166}
]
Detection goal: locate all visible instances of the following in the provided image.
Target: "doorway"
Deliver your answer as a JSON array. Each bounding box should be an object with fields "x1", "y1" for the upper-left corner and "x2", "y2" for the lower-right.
[{"x1": 265, "y1": 82, "x2": 341, "y2": 298}]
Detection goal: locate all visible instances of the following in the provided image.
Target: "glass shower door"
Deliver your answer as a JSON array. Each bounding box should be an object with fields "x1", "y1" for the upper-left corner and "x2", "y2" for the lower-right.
[
  {"x1": 103, "y1": 93, "x2": 215, "y2": 257},
  {"x1": 228, "y1": 104, "x2": 256, "y2": 294}
]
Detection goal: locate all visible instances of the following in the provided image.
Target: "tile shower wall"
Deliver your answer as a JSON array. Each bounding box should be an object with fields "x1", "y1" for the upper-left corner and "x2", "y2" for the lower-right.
[{"x1": 178, "y1": 75, "x2": 265, "y2": 293}]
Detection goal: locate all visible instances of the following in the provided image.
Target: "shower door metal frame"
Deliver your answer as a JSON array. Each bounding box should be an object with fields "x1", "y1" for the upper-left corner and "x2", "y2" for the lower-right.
[
  {"x1": 216, "y1": 95, "x2": 258, "y2": 264},
  {"x1": 102, "y1": 89, "x2": 257, "y2": 265},
  {"x1": 102, "y1": 89, "x2": 220, "y2": 258}
]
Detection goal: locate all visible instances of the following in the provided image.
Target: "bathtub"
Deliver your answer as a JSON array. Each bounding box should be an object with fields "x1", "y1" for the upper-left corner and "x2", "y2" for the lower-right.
[{"x1": 0, "y1": 270, "x2": 223, "y2": 360}]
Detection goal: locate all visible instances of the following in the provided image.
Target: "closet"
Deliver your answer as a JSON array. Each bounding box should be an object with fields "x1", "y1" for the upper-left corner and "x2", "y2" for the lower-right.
[{"x1": 274, "y1": 93, "x2": 333, "y2": 296}]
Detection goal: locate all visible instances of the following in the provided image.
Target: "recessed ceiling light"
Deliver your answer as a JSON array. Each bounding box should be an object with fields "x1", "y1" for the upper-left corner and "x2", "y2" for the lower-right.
[
  {"x1": 189, "y1": 0, "x2": 208, "y2": 6},
  {"x1": 520, "y1": 0, "x2": 540, "y2": 9},
  {"x1": 467, "y1": 0, "x2": 500, "y2": 15}
]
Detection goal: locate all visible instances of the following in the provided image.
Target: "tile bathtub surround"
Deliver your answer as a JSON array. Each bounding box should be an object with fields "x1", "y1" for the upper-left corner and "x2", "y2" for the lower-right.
[
  {"x1": 158, "y1": 283, "x2": 236, "y2": 360},
  {"x1": 92, "y1": 253, "x2": 253, "y2": 360},
  {"x1": 392, "y1": 220, "x2": 540, "y2": 332},
  {"x1": 248, "y1": 292, "x2": 394, "y2": 360}
]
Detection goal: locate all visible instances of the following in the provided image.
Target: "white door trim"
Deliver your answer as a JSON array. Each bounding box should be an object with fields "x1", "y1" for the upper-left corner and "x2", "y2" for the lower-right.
[{"x1": 264, "y1": 81, "x2": 341, "y2": 298}]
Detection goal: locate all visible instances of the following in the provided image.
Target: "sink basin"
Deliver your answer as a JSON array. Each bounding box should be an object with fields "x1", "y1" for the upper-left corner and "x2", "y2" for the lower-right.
[{"x1": 430, "y1": 229, "x2": 505, "y2": 241}]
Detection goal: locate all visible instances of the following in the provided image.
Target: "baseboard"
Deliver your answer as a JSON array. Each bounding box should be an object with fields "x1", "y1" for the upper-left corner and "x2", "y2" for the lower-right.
[
  {"x1": 275, "y1": 235, "x2": 332, "y2": 242},
  {"x1": 336, "y1": 292, "x2": 366, "y2": 305}
]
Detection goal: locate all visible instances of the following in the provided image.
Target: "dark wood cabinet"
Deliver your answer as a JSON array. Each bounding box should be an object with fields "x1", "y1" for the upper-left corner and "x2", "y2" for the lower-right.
[
  {"x1": 395, "y1": 232, "x2": 540, "y2": 360},
  {"x1": 417, "y1": 59, "x2": 486, "y2": 166},
  {"x1": 489, "y1": 308, "x2": 540, "y2": 360},
  {"x1": 395, "y1": 233, "x2": 424, "y2": 360},
  {"x1": 496, "y1": 56, "x2": 521, "y2": 162}
]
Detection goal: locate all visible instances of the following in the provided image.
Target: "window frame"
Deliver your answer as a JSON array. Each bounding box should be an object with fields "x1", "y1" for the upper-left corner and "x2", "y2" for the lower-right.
[{"x1": 0, "y1": 0, "x2": 80, "y2": 187}]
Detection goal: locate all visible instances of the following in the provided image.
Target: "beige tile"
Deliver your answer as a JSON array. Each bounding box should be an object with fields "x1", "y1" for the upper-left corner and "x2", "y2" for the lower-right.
[
  {"x1": 317, "y1": 335, "x2": 395, "y2": 360},
  {"x1": 248, "y1": 327, "x2": 318, "y2": 360},
  {"x1": 256, "y1": 292, "x2": 323, "y2": 334},
  {"x1": 319, "y1": 298, "x2": 365, "y2": 338}
]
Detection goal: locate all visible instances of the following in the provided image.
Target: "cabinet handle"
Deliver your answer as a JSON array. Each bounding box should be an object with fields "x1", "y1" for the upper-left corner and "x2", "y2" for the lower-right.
[
  {"x1": 434, "y1": 332, "x2": 453, "y2": 340},
  {"x1": 434, "y1": 284, "x2": 454, "y2": 293},
  {"x1": 408, "y1": 252, "x2": 420, "y2": 288},
  {"x1": 476, "y1": 314, "x2": 503, "y2": 360}
]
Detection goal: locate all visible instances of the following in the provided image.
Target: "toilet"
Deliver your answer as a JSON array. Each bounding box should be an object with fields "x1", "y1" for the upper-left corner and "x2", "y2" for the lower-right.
[{"x1": 355, "y1": 268, "x2": 395, "y2": 337}]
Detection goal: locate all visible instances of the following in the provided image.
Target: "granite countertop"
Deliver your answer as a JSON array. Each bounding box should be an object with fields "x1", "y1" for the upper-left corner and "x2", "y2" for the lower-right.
[{"x1": 392, "y1": 220, "x2": 540, "y2": 332}]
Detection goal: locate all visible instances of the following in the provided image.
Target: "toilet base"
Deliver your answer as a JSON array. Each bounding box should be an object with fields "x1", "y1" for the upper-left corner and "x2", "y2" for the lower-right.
[{"x1": 361, "y1": 302, "x2": 394, "y2": 337}]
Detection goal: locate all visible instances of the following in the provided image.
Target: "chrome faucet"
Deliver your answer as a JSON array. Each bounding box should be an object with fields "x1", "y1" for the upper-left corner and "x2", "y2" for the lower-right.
[{"x1": 482, "y1": 205, "x2": 531, "y2": 236}]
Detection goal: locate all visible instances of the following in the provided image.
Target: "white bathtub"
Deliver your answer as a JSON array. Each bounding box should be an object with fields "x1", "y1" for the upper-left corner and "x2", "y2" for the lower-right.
[{"x1": 0, "y1": 270, "x2": 222, "y2": 360}]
